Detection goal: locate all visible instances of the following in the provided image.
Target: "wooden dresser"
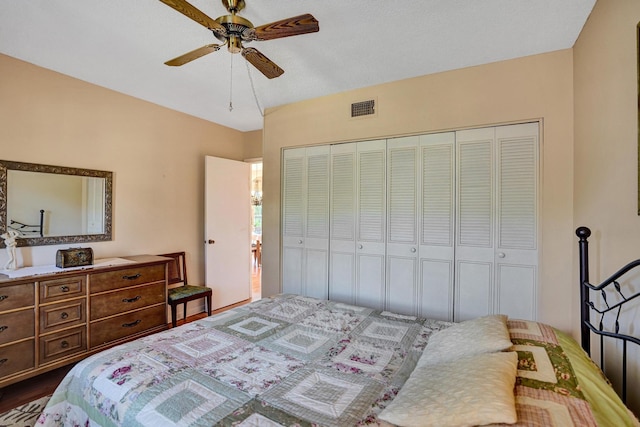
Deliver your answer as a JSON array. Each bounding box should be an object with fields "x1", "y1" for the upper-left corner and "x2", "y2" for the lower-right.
[{"x1": 0, "y1": 255, "x2": 169, "y2": 388}]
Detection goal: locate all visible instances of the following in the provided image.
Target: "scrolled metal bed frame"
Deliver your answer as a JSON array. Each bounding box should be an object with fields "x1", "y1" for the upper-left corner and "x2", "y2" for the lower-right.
[{"x1": 576, "y1": 226, "x2": 640, "y2": 404}]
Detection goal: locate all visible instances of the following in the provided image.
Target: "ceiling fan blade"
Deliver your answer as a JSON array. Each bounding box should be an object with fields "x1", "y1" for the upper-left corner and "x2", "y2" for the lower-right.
[
  {"x1": 246, "y1": 14, "x2": 319, "y2": 41},
  {"x1": 165, "y1": 44, "x2": 221, "y2": 66},
  {"x1": 242, "y1": 47, "x2": 284, "y2": 79},
  {"x1": 158, "y1": 0, "x2": 227, "y2": 36}
]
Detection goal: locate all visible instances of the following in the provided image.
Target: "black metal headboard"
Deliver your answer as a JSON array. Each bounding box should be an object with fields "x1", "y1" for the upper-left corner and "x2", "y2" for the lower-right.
[{"x1": 576, "y1": 226, "x2": 640, "y2": 403}]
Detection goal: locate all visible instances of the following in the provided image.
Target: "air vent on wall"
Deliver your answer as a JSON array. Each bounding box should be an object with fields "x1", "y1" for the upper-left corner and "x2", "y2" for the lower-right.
[{"x1": 351, "y1": 99, "x2": 376, "y2": 118}]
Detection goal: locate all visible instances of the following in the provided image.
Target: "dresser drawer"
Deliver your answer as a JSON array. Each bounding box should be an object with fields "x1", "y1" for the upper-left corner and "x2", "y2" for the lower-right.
[
  {"x1": 0, "y1": 309, "x2": 34, "y2": 345},
  {"x1": 90, "y1": 304, "x2": 165, "y2": 347},
  {"x1": 0, "y1": 339, "x2": 35, "y2": 378},
  {"x1": 0, "y1": 282, "x2": 35, "y2": 310},
  {"x1": 39, "y1": 326, "x2": 87, "y2": 365},
  {"x1": 39, "y1": 299, "x2": 86, "y2": 333},
  {"x1": 90, "y1": 264, "x2": 165, "y2": 294},
  {"x1": 90, "y1": 282, "x2": 165, "y2": 320},
  {"x1": 40, "y1": 276, "x2": 86, "y2": 303}
]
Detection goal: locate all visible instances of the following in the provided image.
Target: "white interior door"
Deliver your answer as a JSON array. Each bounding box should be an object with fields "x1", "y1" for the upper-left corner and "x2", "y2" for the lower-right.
[{"x1": 205, "y1": 156, "x2": 251, "y2": 309}]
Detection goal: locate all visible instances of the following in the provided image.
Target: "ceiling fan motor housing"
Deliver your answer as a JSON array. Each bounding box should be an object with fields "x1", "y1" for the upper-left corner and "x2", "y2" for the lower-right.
[{"x1": 215, "y1": 14, "x2": 253, "y2": 53}]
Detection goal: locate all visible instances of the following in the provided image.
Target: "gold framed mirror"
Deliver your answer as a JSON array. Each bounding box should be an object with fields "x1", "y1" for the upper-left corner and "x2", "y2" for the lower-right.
[{"x1": 0, "y1": 160, "x2": 112, "y2": 248}]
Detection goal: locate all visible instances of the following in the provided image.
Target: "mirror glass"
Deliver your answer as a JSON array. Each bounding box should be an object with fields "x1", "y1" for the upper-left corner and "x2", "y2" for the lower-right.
[{"x1": 0, "y1": 160, "x2": 112, "y2": 247}]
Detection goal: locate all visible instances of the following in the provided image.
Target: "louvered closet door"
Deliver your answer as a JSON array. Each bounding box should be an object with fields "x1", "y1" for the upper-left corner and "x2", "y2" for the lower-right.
[
  {"x1": 282, "y1": 146, "x2": 330, "y2": 298},
  {"x1": 455, "y1": 127, "x2": 495, "y2": 321},
  {"x1": 419, "y1": 132, "x2": 455, "y2": 320},
  {"x1": 329, "y1": 143, "x2": 357, "y2": 303},
  {"x1": 494, "y1": 123, "x2": 538, "y2": 320},
  {"x1": 454, "y1": 124, "x2": 539, "y2": 321},
  {"x1": 356, "y1": 140, "x2": 387, "y2": 309},
  {"x1": 282, "y1": 148, "x2": 305, "y2": 295},
  {"x1": 386, "y1": 136, "x2": 419, "y2": 315}
]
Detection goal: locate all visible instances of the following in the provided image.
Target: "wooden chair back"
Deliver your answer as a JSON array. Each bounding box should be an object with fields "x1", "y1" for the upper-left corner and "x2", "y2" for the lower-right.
[{"x1": 161, "y1": 252, "x2": 188, "y2": 287}]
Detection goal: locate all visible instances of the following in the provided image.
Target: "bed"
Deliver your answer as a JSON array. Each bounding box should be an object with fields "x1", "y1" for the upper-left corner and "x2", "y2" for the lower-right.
[{"x1": 36, "y1": 227, "x2": 640, "y2": 427}]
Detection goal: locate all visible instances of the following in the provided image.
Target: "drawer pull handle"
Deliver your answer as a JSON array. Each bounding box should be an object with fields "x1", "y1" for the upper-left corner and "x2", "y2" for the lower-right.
[
  {"x1": 60, "y1": 340, "x2": 69, "y2": 349},
  {"x1": 122, "y1": 296, "x2": 141, "y2": 303},
  {"x1": 60, "y1": 312, "x2": 69, "y2": 319},
  {"x1": 60, "y1": 286, "x2": 70, "y2": 292},
  {"x1": 0, "y1": 295, "x2": 7, "y2": 301},
  {"x1": 0, "y1": 358, "x2": 7, "y2": 365},
  {"x1": 122, "y1": 274, "x2": 141, "y2": 280},
  {"x1": 0, "y1": 326, "x2": 7, "y2": 333},
  {"x1": 122, "y1": 319, "x2": 141, "y2": 328}
]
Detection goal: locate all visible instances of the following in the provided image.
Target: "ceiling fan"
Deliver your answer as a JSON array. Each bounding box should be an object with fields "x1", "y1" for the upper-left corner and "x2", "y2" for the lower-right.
[{"x1": 159, "y1": 0, "x2": 319, "y2": 79}]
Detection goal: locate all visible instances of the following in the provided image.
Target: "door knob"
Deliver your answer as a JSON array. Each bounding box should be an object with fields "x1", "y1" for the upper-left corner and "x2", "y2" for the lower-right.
[
  {"x1": 497, "y1": 252, "x2": 506, "y2": 258},
  {"x1": 358, "y1": 244, "x2": 363, "y2": 249},
  {"x1": 410, "y1": 247, "x2": 417, "y2": 253},
  {"x1": 298, "y1": 239, "x2": 303, "y2": 244},
  {"x1": 206, "y1": 239, "x2": 215, "y2": 244}
]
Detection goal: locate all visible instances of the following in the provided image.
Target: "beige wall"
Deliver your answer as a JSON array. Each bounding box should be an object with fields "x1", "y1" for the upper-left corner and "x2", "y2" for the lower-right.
[
  {"x1": 574, "y1": 1, "x2": 640, "y2": 275},
  {"x1": 0, "y1": 54, "x2": 248, "y2": 284},
  {"x1": 243, "y1": 130, "x2": 263, "y2": 161},
  {"x1": 574, "y1": 0, "x2": 640, "y2": 413},
  {"x1": 262, "y1": 50, "x2": 575, "y2": 332}
]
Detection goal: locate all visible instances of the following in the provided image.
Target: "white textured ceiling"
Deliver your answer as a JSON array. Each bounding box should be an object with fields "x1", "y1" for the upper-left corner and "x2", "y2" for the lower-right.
[{"x1": 0, "y1": 1, "x2": 595, "y2": 132}]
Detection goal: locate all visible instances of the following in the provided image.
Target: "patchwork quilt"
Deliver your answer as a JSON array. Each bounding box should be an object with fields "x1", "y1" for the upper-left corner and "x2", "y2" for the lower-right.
[{"x1": 36, "y1": 295, "x2": 632, "y2": 426}]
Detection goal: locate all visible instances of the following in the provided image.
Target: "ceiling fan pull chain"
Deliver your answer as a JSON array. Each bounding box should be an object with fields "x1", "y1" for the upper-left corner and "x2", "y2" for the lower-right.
[
  {"x1": 228, "y1": 56, "x2": 233, "y2": 112},
  {"x1": 245, "y1": 59, "x2": 264, "y2": 117}
]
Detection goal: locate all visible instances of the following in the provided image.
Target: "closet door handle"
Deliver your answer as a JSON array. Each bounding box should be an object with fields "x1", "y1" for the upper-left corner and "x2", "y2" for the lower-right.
[
  {"x1": 298, "y1": 239, "x2": 303, "y2": 244},
  {"x1": 497, "y1": 252, "x2": 506, "y2": 258},
  {"x1": 358, "y1": 244, "x2": 363, "y2": 249},
  {"x1": 410, "y1": 247, "x2": 417, "y2": 253}
]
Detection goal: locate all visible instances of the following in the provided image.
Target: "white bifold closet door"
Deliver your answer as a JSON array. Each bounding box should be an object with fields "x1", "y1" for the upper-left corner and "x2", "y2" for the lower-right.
[
  {"x1": 328, "y1": 140, "x2": 387, "y2": 310},
  {"x1": 386, "y1": 133, "x2": 456, "y2": 320},
  {"x1": 455, "y1": 123, "x2": 539, "y2": 321},
  {"x1": 285, "y1": 122, "x2": 539, "y2": 322},
  {"x1": 282, "y1": 146, "x2": 330, "y2": 299}
]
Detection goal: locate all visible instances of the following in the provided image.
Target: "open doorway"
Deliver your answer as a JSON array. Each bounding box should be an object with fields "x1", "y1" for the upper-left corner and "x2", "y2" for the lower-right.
[{"x1": 250, "y1": 161, "x2": 262, "y2": 300}]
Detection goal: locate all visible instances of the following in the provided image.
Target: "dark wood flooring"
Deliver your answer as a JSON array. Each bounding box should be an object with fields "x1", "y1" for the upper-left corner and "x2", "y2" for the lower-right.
[{"x1": 0, "y1": 267, "x2": 261, "y2": 414}]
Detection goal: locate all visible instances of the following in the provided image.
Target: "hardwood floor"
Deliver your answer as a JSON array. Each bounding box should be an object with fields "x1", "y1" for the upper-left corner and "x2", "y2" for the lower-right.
[
  {"x1": 0, "y1": 267, "x2": 262, "y2": 414},
  {"x1": 0, "y1": 364, "x2": 71, "y2": 414},
  {"x1": 251, "y1": 264, "x2": 261, "y2": 300}
]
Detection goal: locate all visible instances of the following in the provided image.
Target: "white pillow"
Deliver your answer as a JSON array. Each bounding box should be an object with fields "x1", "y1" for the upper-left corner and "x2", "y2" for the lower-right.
[
  {"x1": 417, "y1": 314, "x2": 512, "y2": 367},
  {"x1": 378, "y1": 351, "x2": 518, "y2": 427}
]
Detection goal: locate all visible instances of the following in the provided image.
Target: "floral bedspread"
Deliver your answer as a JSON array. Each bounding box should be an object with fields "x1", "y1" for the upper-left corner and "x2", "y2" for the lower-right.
[
  {"x1": 503, "y1": 319, "x2": 599, "y2": 426},
  {"x1": 37, "y1": 294, "x2": 451, "y2": 427},
  {"x1": 37, "y1": 295, "x2": 620, "y2": 426}
]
